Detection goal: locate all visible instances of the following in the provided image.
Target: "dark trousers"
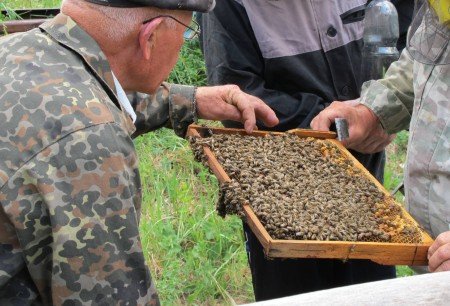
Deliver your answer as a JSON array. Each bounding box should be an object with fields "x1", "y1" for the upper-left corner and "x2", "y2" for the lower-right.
[{"x1": 243, "y1": 223, "x2": 396, "y2": 301}]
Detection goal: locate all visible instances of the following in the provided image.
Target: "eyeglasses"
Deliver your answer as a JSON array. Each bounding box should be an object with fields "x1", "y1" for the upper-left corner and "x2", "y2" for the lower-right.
[{"x1": 142, "y1": 15, "x2": 201, "y2": 40}]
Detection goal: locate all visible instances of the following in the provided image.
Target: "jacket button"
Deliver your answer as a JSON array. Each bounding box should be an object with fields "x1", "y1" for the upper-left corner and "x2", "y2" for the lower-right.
[
  {"x1": 327, "y1": 26, "x2": 337, "y2": 37},
  {"x1": 341, "y1": 85, "x2": 350, "y2": 96}
]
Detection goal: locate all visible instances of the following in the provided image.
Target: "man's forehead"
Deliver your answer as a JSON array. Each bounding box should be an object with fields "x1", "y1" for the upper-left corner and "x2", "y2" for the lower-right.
[{"x1": 84, "y1": 0, "x2": 215, "y2": 13}]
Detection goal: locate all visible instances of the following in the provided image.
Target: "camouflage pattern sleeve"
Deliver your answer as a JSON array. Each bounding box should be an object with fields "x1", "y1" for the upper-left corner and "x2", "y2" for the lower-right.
[
  {"x1": 129, "y1": 83, "x2": 197, "y2": 138},
  {"x1": 359, "y1": 49, "x2": 415, "y2": 134},
  {"x1": 0, "y1": 13, "x2": 164, "y2": 305},
  {"x1": 0, "y1": 123, "x2": 159, "y2": 306}
]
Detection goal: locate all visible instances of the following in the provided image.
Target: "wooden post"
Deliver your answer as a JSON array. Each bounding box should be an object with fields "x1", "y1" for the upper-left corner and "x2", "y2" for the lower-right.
[{"x1": 0, "y1": 19, "x2": 47, "y2": 34}]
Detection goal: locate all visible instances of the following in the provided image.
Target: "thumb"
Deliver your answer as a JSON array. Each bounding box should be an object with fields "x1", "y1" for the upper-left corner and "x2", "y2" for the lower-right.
[{"x1": 311, "y1": 108, "x2": 347, "y2": 131}]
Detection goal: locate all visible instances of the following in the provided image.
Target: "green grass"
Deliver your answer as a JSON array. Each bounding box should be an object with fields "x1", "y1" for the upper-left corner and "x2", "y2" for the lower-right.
[
  {"x1": 0, "y1": 3, "x2": 21, "y2": 21},
  {"x1": 135, "y1": 39, "x2": 252, "y2": 304},
  {"x1": 0, "y1": 0, "x2": 59, "y2": 24},
  {"x1": 2, "y1": 1, "x2": 414, "y2": 303},
  {"x1": 2, "y1": 0, "x2": 60, "y2": 9},
  {"x1": 384, "y1": 131, "x2": 414, "y2": 278},
  {"x1": 135, "y1": 129, "x2": 252, "y2": 305},
  {"x1": 384, "y1": 131, "x2": 408, "y2": 197},
  {"x1": 169, "y1": 39, "x2": 207, "y2": 86}
]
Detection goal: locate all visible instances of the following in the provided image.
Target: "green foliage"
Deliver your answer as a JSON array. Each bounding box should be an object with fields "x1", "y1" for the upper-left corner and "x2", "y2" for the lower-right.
[
  {"x1": 0, "y1": 3, "x2": 22, "y2": 21},
  {"x1": 136, "y1": 41, "x2": 246, "y2": 304},
  {"x1": 2, "y1": 0, "x2": 61, "y2": 9},
  {"x1": 1, "y1": 0, "x2": 61, "y2": 23},
  {"x1": 384, "y1": 131, "x2": 409, "y2": 202},
  {"x1": 168, "y1": 39, "x2": 207, "y2": 86},
  {"x1": 385, "y1": 131, "x2": 414, "y2": 277},
  {"x1": 396, "y1": 266, "x2": 415, "y2": 277}
]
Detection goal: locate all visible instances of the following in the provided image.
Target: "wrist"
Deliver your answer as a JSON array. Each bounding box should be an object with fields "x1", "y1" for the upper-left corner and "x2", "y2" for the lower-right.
[
  {"x1": 356, "y1": 104, "x2": 380, "y2": 128},
  {"x1": 192, "y1": 86, "x2": 198, "y2": 123}
]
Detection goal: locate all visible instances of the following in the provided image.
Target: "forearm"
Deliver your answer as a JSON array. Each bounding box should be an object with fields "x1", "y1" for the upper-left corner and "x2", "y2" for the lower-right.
[{"x1": 130, "y1": 83, "x2": 196, "y2": 138}]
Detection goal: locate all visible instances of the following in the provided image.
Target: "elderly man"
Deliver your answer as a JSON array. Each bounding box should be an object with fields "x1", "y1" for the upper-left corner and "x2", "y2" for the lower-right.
[{"x1": 0, "y1": 0, "x2": 278, "y2": 304}]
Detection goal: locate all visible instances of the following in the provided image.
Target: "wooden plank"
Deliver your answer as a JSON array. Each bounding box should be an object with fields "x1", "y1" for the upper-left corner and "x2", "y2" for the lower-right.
[
  {"x1": 189, "y1": 124, "x2": 284, "y2": 138},
  {"x1": 0, "y1": 19, "x2": 47, "y2": 34},
  {"x1": 287, "y1": 128, "x2": 337, "y2": 139},
  {"x1": 187, "y1": 124, "x2": 434, "y2": 265},
  {"x1": 190, "y1": 125, "x2": 336, "y2": 139},
  {"x1": 412, "y1": 246, "x2": 430, "y2": 266},
  {"x1": 267, "y1": 239, "x2": 428, "y2": 266}
]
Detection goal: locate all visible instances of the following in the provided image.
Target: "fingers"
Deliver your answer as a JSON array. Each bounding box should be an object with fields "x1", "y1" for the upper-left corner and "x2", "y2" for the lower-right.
[
  {"x1": 255, "y1": 105, "x2": 279, "y2": 128},
  {"x1": 364, "y1": 133, "x2": 395, "y2": 153},
  {"x1": 429, "y1": 243, "x2": 450, "y2": 272},
  {"x1": 310, "y1": 102, "x2": 345, "y2": 131},
  {"x1": 196, "y1": 86, "x2": 243, "y2": 121},
  {"x1": 218, "y1": 103, "x2": 244, "y2": 122},
  {"x1": 311, "y1": 102, "x2": 388, "y2": 154},
  {"x1": 245, "y1": 93, "x2": 278, "y2": 128},
  {"x1": 360, "y1": 138, "x2": 393, "y2": 153},
  {"x1": 428, "y1": 231, "x2": 450, "y2": 272},
  {"x1": 242, "y1": 106, "x2": 256, "y2": 133},
  {"x1": 429, "y1": 231, "x2": 450, "y2": 257},
  {"x1": 435, "y1": 259, "x2": 450, "y2": 272},
  {"x1": 310, "y1": 114, "x2": 334, "y2": 131},
  {"x1": 226, "y1": 86, "x2": 278, "y2": 133},
  {"x1": 195, "y1": 85, "x2": 279, "y2": 133},
  {"x1": 226, "y1": 88, "x2": 257, "y2": 133}
]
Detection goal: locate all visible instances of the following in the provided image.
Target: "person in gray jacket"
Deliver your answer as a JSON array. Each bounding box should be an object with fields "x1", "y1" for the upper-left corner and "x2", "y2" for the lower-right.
[
  {"x1": 199, "y1": 0, "x2": 413, "y2": 301},
  {"x1": 311, "y1": 0, "x2": 450, "y2": 275}
]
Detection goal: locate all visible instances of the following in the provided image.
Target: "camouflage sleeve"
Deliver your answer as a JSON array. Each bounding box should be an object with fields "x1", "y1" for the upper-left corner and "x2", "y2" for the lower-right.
[
  {"x1": 0, "y1": 123, "x2": 158, "y2": 305},
  {"x1": 129, "y1": 83, "x2": 197, "y2": 138},
  {"x1": 359, "y1": 49, "x2": 415, "y2": 134}
]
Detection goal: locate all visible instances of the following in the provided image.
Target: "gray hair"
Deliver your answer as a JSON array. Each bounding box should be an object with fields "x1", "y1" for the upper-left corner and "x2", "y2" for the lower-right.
[{"x1": 61, "y1": 0, "x2": 176, "y2": 41}]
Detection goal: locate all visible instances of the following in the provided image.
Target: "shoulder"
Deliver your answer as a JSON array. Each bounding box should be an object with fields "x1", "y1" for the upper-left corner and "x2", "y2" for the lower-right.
[{"x1": 0, "y1": 29, "x2": 118, "y2": 185}]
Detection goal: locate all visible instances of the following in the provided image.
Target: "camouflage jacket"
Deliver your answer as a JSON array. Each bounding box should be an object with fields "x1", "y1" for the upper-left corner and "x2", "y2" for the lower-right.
[
  {"x1": 360, "y1": 22, "x2": 450, "y2": 240},
  {"x1": 0, "y1": 13, "x2": 197, "y2": 305}
]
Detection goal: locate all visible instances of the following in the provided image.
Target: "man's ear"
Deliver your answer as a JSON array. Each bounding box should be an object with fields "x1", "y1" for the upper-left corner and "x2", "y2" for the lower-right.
[{"x1": 139, "y1": 18, "x2": 163, "y2": 60}]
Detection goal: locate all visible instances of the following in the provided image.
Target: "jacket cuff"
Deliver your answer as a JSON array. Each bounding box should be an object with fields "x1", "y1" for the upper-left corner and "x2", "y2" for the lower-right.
[
  {"x1": 168, "y1": 84, "x2": 197, "y2": 137},
  {"x1": 360, "y1": 80, "x2": 411, "y2": 134}
]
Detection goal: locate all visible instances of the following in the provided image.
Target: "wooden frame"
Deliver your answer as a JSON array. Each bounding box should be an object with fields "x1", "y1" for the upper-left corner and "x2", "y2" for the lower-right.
[
  {"x1": 0, "y1": 8, "x2": 59, "y2": 34},
  {"x1": 187, "y1": 124, "x2": 434, "y2": 265}
]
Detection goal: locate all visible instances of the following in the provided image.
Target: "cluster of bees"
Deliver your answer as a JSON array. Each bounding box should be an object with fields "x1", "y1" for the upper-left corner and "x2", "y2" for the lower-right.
[{"x1": 189, "y1": 132, "x2": 422, "y2": 243}]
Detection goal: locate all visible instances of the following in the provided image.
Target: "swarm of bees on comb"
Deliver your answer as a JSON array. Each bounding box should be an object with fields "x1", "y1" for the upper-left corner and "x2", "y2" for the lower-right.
[{"x1": 189, "y1": 132, "x2": 422, "y2": 243}]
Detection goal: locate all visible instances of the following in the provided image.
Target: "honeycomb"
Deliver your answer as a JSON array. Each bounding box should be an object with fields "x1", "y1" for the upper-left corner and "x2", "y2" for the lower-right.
[{"x1": 189, "y1": 132, "x2": 423, "y2": 244}]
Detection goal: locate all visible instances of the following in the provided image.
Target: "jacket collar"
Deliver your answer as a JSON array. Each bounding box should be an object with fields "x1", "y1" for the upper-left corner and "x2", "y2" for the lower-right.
[{"x1": 39, "y1": 13, "x2": 117, "y2": 99}]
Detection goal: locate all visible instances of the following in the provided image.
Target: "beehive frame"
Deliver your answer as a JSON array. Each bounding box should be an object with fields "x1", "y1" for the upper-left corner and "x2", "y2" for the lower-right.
[{"x1": 187, "y1": 124, "x2": 434, "y2": 265}]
